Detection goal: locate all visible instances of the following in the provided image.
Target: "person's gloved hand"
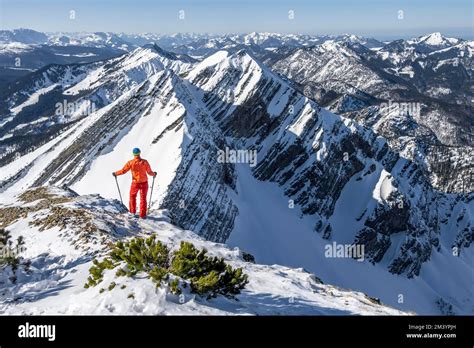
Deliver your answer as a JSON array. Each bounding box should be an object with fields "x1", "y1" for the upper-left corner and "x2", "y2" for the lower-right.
[
  {"x1": 112, "y1": 172, "x2": 117, "y2": 177},
  {"x1": 153, "y1": 172, "x2": 157, "y2": 177}
]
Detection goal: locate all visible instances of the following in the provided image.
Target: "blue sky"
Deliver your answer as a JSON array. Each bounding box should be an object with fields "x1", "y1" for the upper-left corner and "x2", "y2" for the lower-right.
[{"x1": 0, "y1": 0, "x2": 472, "y2": 39}]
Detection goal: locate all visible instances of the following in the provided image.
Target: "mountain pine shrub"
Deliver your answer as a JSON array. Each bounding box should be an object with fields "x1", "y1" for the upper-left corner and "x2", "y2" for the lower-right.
[
  {"x1": 171, "y1": 241, "x2": 248, "y2": 298},
  {"x1": 85, "y1": 236, "x2": 248, "y2": 299},
  {"x1": 84, "y1": 258, "x2": 116, "y2": 288},
  {"x1": 110, "y1": 236, "x2": 170, "y2": 275},
  {"x1": 0, "y1": 228, "x2": 30, "y2": 284},
  {"x1": 168, "y1": 277, "x2": 182, "y2": 295}
]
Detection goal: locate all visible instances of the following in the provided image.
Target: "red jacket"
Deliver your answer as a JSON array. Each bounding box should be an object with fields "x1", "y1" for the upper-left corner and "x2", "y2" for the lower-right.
[{"x1": 115, "y1": 157, "x2": 155, "y2": 183}]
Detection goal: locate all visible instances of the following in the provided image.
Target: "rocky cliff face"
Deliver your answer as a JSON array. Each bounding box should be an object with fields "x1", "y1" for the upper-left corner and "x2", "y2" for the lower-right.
[
  {"x1": 160, "y1": 50, "x2": 471, "y2": 282},
  {"x1": 270, "y1": 38, "x2": 474, "y2": 194}
]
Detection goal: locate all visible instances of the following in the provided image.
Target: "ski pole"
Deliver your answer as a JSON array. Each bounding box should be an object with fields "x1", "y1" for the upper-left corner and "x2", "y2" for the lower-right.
[
  {"x1": 114, "y1": 176, "x2": 124, "y2": 206},
  {"x1": 148, "y1": 175, "x2": 155, "y2": 211}
]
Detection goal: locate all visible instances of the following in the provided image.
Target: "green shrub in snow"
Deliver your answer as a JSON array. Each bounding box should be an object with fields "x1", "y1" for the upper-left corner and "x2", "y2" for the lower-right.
[
  {"x1": 110, "y1": 236, "x2": 170, "y2": 275},
  {"x1": 84, "y1": 258, "x2": 116, "y2": 288},
  {"x1": 0, "y1": 228, "x2": 30, "y2": 284},
  {"x1": 170, "y1": 241, "x2": 248, "y2": 299},
  {"x1": 85, "y1": 236, "x2": 248, "y2": 299},
  {"x1": 168, "y1": 278, "x2": 181, "y2": 295}
]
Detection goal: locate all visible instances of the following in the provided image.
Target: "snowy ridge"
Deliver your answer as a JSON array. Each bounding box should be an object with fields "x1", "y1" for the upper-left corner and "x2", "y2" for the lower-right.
[
  {"x1": 408, "y1": 32, "x2": 461, "y2": 48},
  {"x1": 272, "y1": 40, "x2": 404, "y2": 98},
  {"x1": 0, "y1": 45, "x2": 197, "y2": 168},
  {"x1": 64, "y1": 45, "x2": 195, "y2": 100},
  {"x1": 270, "y1": 35, "x2": 473, "y2": 193},
  {"x1": 0, "y1": 186, "x2": 408, "y2": 315}
]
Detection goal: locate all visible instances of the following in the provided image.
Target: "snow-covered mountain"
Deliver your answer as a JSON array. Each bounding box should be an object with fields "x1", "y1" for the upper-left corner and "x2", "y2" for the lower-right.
[
  {"x1": 408, "y1": 32, "x2": 462, "y2": 50},
  {"x1": 0, "y1": 29, "x2": 48, "y2": 45},
  {"x1": 376, "y1": 34, "x2": 473, "y2": 106},
  {"x1": 0, "y1": 44, "x2": 196, "y2": 166},
  {"x1": 47, "y1": 31, "x2": 135, "y2": 51},
  {"x1": 0, "y1": 186, "x2": 409, "y2": 315},
  {"x1": 273, "y1": 40, "x2": 407, "y2": 99},
  {"x1": 378, "y1": 33, "x2": 464, "y2": 66},
  {"x1": 0, "y1": 29, "x2": 131, "y2": 84},
  {"x1": 0, "y1": 28, "x2": 137, "y2": 50},
  {"x1": 270, "y1": 36, "x2": 473, "y2": 193},
  {"x1": 272, "y1": 34, "x2": 473, "y2": 143},
  {"x1": 0, "y1": 45, "x2": 472, "y2": 315},
  {"x1": 0, "y1": 29, "x2": 386, "y2": 77}
]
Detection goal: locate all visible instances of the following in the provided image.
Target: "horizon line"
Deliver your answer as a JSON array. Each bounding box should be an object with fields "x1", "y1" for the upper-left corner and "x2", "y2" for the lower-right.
[{"x1": 2, "y1": 27, "x2": 473, "y2": 41}]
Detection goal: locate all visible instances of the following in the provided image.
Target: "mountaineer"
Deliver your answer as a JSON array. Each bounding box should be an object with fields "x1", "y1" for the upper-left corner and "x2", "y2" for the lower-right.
[{"x1": 112, "y1": 148, "x2": 156, "y2": 218}]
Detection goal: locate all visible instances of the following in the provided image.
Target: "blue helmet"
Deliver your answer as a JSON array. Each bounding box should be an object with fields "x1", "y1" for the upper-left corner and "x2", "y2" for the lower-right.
[{"x1": 132, "y1": 147, "x2": 141, "y2": 156}]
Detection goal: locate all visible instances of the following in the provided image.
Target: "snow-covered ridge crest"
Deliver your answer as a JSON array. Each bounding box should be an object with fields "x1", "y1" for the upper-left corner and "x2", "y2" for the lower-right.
[
  {"x1": 0, "y1": 43, "x2": 198, "y2": 167},
  {"x1": 65, "y1": 44, "x2": 196, "y2": 97},
  {"x1": 408, "y1": 32, "x2": 461, "y2": 47},
  {"x1": 0, "y1": 186, "x2": 409, "y2": 315}
]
